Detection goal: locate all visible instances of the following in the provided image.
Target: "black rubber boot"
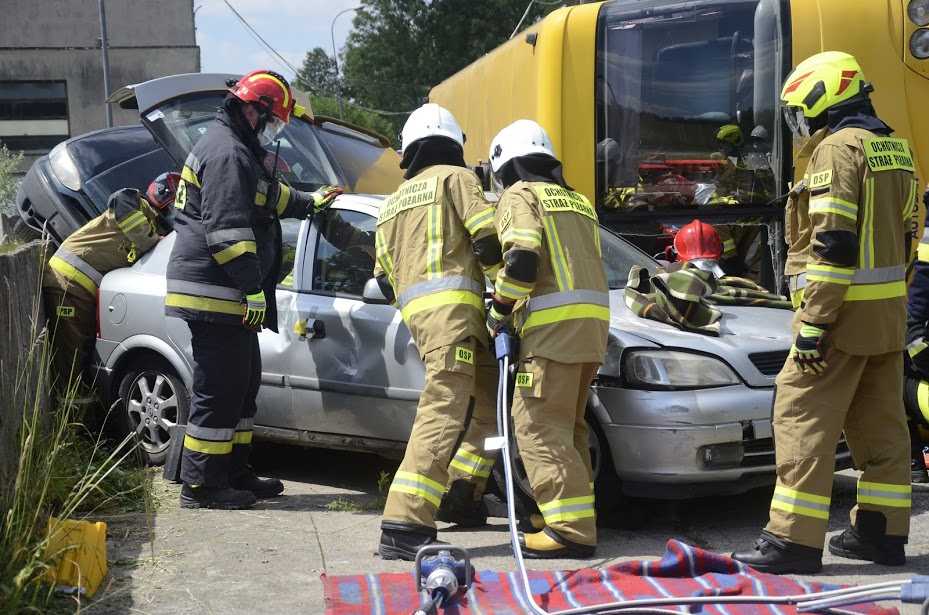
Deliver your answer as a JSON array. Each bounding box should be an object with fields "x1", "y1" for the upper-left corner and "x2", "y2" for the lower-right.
[
  {"x1": 179, "y1": 483, "x2": 257, "y2": 510},
  {"x1": 911, "y1": 457, "x2": 929, "y2": 484},
  {"x1": 436, "y1": 480, "x2": 487, "y2": 527},
  {"x1": 378, "y1": 522, "x2": 447, "y2": 561},
  {"x1": 518, "y1": 526, "x2": 596, "y2": 559},
  {"x1": 828, "y1": 510, "x2": 906, "y2": 566},
  {"x1": 730, "y1": 530, "x2": 823, "y2": 574},
  {"x1": 230, "y1": 470, "x2": 284, "y2": 498}
]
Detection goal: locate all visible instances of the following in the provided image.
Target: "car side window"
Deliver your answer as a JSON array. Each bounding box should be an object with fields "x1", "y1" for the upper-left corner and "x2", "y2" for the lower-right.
[
  {"x1": 312, "y1": 210, "x2": 376, "y2": 296},
  {"x1": 278, "y1": 218, "x2": 302, "y2": 286}
]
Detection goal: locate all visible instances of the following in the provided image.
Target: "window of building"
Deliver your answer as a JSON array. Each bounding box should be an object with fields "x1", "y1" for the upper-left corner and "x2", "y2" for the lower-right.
[{"x1": 0, "y1": 81, "x2": 70, "y2": 152}]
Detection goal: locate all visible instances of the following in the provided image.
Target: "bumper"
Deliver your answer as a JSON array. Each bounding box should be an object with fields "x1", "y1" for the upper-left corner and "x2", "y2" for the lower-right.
[{"x1": 591, "y1": 383, "x2": 852, "y2": 499}]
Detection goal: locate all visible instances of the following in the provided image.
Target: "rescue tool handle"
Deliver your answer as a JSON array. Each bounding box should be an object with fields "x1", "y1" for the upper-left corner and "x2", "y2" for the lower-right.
[
  {"x1": 494, "y1": 329, "x2": 517, "y2": 362},
  {"x1": 413, "y1": 545, "x2": 473, "y2": 591}
]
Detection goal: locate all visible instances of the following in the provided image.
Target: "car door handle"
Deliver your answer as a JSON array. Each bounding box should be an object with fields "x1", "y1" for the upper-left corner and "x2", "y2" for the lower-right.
[
  {"x1": 311, "y1": 319, "x2": 325, "y2": 339},
  {"x1": 297, "y1": 318, "x2": 326, "y2": 341}
]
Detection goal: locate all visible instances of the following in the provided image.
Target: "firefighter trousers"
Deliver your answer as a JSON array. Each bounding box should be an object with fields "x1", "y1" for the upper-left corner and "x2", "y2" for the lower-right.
[
  {"x1": 383, "y1": 337, "x2": 496, "y2": 529},
  {"x1": 180, "y1": 320, "x2": 261, "y2": 487},
  {"x1": 511, "y1": 356, "x2": 598, "y2": 547},
  {"x1": 765, "y1": 347, "x2": 911, "y2": 549},
  {"x1": 43, "y1": 286, "x2": 97, "y2": 401}
]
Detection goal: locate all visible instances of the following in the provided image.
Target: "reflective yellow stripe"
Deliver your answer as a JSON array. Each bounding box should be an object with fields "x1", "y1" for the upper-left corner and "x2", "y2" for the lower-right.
[
  {"x1": 843, "y1": 280, "x2": 906, "y2": 301},
  {"x1": 213, "y1": 240, "x2": 257, "y2": 265},
  {"x1": 522, "y1": 304, "x2": 610, "y2": 331},
  {"x1": 917, "y1": 380, "x2": 929, "y2": 422},
  {"x1": 183, "y1": 434, "x2": 233, "y2": 455},
  {"x1": 919, "y1": 243, "x2": 929, "y2": 263},
  {"x1": 449, "y1": 449, "x2": 494, "y2": 478},
  {"x1": 906, "y1": 178, "x2": 917, "y2": 221},
  {"x1": 166, "y1": 292, "x2": 244, "y2": 316},
  {"x1": 722, "y1": 238, "x2": 736, "y2": 253},
  {"x1": 233, "y1": 431, "x2": 253, "y2": 445},
  {"x1": 538, "y1": 494, "x2": 596, "y2": 523},
  {"x1": 465, "y1": 208, "x2": 494, "y2": 234},
  {"x1": 858, "y1": 479, "x2": 911, "y2": 508},
  {"x1": 808, "y1": 196, "x2": 859, "y2": 220},
  {"x1": 770, "y1": 486, "x2": 830, "y2": 520},
  {"x1": 483, "y1": 263, "x2": 501, "y2": 282},
  {"x1": 543, "y1": 217, "x2": 572, "y2": 291},
  {"x1": 495, "y1": 278, "x2": 533, "y2": 302},
  {"x1": 255, "y1": 191, "x2": 267, "y2": 207},
  {"x1": 502, "y1": 227, "x2": 542, "y2": 248},
  {"x1": 180, "y1": 166, "x2": 200, "y2": 188},
  {"x1": 276, "y1": 183, "x2": 291, "y2": 215},
  {"x1": 388, "y1": 470, "x2": 443, "y2": 507},
  {"x1": 427, "y1": 204, "x2": 442, "y2": 279},
  {"x1": 49, "y1": 256, "x2": 97, "y2": 294},
  {"x1": 400, "y1": 289, "x2": 483, "y2": 321},
  {"x1": 118, "y1": 210, "x2": 146, "y2": 233},
  {"x1": 860, "y1": 178, "x2": 875, "y2": 268},
  {"x1": 375, "y1": 229, "x2": 394, "y2": 277}
]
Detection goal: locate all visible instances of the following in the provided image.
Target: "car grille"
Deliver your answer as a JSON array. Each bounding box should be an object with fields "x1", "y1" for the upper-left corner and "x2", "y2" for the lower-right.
[
  {"x1": 748, "y1": 350, "x2": 790, "y2": 376},
  {"x1": 741, "y1": 436, "x2": 851, "y2": 468}
]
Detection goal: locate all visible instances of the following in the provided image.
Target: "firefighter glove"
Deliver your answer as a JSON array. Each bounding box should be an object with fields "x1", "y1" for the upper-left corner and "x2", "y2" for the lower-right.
[
  {"x1": 908, "y1": 337, "x2": 929, "y2": 375},
  {"x1": 486, "y1": 293, "x2": 514, "y2": 339},
  {"x1": 243, "y1": 289, "x2": 267, "y2": 330},
  {"x1": 790, "y1": 323, "x2": 828, "y2": 374},
  {"x1": 309, "y1": 185, "x2": 343, "y2": 212}
]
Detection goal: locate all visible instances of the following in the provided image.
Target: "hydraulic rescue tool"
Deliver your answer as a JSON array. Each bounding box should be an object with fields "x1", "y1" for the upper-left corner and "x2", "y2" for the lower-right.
[
  {"x1": 411, "y1": 545, "x2": 473, "y2": 615},
  {"x1": 489, "y1": 328, "x2": 929, "y2": 615}
]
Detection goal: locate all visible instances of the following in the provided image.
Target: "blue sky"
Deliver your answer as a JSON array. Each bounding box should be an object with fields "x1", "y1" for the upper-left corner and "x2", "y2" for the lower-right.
[{"x1": 194, "y1": 0, "x2": 361, "y2": 82}]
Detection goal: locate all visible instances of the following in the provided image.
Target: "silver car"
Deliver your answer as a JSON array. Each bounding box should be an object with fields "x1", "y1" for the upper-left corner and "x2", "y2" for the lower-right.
[{"x1": 93, "y1": 193, "x2": 850, "y2": 511}]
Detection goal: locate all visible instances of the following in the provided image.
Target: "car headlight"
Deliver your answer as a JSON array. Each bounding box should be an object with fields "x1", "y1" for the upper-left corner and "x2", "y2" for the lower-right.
[
  {"x1": 909, "y1": 0, "x2": 929, "y2": 26},
  {"x1": 623, "y1": 350, "x2": 739, "y2": 389},
  {"x1": 910, "y1": 28, "x2": 929, "y2": 59},
  {"x1": 48, "y1": 142, "x2": 82, "y2": 191}
]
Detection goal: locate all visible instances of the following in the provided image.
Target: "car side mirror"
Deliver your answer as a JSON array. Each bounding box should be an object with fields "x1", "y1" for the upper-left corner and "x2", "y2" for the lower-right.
[{"x1": 362, "y1": 278, "x2": 389, "y2": 304}]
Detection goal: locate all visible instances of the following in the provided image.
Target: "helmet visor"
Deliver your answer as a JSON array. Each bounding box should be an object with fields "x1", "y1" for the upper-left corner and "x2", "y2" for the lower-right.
[{"x1": 783, "y1": 106, "x2": 811, "y2": 145}]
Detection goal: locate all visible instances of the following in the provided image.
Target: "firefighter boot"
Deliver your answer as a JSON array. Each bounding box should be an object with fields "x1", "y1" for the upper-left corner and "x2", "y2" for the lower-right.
[
  {"x1": 911, "y1": 457, "x2": 929, "y2": 484},
  {"x1": 179, "y1": 483, "x2": 257, "y2": 510},
  {"x1": 519, "y1": 527, "x2": 596, "y2": 559},
  {"x1": 230, "y1": 467, "x2": 284, "y2": 498},
  {"x1": 436, "y1": 479, "x2": 487, "y2": 527},
  {"x1": 379, "y1": 522, "x2": 447, "y2": 561},
  {"x1": 730, "y1": 531, "x2": 823, "y2": 574},
  {"x1": 828, "y1": 510, "x2": 906, "y2": 566}
]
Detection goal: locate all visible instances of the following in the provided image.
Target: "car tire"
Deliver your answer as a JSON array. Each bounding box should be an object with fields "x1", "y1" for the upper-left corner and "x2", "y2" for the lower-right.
[
  {"x1": 487, "y1": 407, "x2": 625, "y2": 518},
  {"x1": 115, "y1": 358, "x2": 190, "y2": 466}
]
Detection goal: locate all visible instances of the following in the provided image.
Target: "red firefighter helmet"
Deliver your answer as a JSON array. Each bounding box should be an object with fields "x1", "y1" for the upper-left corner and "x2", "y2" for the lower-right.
[
  {"x1": 229, "y1": 69, "x2": 296, "y2": 123},
  {"x1": 146, "y1": 172, "x2": 181, "y2": 210},
  {"x1": 673, "y1": 220, "x2": 722, "y2": 261}
]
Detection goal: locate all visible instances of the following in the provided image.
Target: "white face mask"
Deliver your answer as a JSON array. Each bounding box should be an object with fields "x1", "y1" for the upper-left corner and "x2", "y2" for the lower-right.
[{"x1": 258, "y1": 116, "x2": 285, "y2": 146}]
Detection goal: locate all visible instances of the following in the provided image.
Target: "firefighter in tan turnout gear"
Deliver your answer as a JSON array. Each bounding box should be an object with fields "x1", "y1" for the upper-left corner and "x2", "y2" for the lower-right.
[
  {"x1": 732, "y1": 52, "x2": 914, "y2": 574},
  {"x1": 375, "y1": 104, "x2": 503, "y2": 561},
  {"x1": 486, "y1": 120, "x2": 610, "y2": 559},
  {"x1": 43, "y1": 173, "x2": 178, "y2": 407}
]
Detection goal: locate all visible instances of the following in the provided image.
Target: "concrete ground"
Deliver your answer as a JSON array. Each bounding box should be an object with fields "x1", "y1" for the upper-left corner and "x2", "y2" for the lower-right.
[{"x1": 79, "y1": 445, "x2": 929, "y2": 615}]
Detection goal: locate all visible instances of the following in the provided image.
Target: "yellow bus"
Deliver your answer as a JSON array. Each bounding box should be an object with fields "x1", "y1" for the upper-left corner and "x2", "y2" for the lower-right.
[{"x1": 430, "y1": 0, "x2": 929, "y2": 290}]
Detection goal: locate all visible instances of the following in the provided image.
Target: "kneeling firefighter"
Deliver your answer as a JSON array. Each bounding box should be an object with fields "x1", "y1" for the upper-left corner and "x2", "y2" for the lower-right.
[
  {"x1": 486, "y1": 119, "x2": 610, "y2": 559},
  {"x1": 375, "y1": 103, "x2": 503, "y2": 561},
  {"x1": 44, "y1": 173, "x2": 178, "y2": 408},
  {"x1": 731, "y1": 51, "x2": 914, "y2": 574},
  {"x1": 903, "y1": 186, "x2": 929, "y2": 484}
]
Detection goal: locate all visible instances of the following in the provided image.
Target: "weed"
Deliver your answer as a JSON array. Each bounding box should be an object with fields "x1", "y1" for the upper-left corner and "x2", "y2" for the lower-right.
[{"x1": 324, "y1": 470, "x2": 392, "y2": 513}]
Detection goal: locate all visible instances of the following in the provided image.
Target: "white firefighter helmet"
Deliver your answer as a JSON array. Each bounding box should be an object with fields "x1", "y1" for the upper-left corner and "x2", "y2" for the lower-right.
[
  {"x1": 400, "y1": 103, "x2": 464, "y2": 155},
  {"x1": 488, "y1": 119, "x2": 555, "y2": 173}
]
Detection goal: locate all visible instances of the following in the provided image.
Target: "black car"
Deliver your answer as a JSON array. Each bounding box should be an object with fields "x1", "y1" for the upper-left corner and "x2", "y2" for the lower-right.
[{"x1": 15, "y1": 73, "x2": 404, "y2": 245}]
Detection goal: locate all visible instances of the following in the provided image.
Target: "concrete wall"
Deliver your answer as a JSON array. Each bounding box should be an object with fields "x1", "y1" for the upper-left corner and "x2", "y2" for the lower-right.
[{"x1": 0, "y1": 0, "x2": 200, "y2": 171}]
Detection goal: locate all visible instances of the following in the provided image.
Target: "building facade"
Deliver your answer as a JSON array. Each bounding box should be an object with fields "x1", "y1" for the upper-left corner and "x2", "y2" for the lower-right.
[{"x1": 0, "y1": 0, "x2": 200, "y2": 170}]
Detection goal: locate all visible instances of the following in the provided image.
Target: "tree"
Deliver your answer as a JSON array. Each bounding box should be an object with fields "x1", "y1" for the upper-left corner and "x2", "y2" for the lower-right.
[
  {"x1": 339, "y1": 0, "x2": 562, "y2": 136},
  {"x1": 296, "y1": 47, "x2": 340, "y2": 97},
  {"x1": 309, "y1": 94, "x2": 396, "y2": 145}
]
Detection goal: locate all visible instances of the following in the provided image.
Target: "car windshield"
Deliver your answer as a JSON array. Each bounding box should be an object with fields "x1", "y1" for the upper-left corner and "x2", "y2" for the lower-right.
[
  {"x1": 142, "y1": 92, "x2": 344, "y2": 190},
  {"x1": 599, "y1": 225, "x2": 657, "y2": 289}
]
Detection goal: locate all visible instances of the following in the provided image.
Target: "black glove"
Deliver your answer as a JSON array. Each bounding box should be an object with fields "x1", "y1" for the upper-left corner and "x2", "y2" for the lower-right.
[{"x1": 486, "y1": 293, "x2": 514, "y2": 339}]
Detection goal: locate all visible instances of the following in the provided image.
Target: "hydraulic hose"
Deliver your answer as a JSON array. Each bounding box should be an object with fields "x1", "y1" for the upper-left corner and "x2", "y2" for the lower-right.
[{"x1": 491, "y1": 330, "x2": 924, "y2": 615}]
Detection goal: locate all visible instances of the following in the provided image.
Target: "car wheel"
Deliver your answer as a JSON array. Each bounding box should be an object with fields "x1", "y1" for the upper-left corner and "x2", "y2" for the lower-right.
[
  {"x1": 116, "y1": 359, "x2": 190, "y2": 466},
  {"x1": 488, "y1": 406, "x2": 624, "y2": 516}
]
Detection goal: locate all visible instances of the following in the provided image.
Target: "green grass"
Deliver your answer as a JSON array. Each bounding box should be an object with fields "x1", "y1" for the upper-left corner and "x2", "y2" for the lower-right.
[
  {"x1": 325, "y1": 470, "x2": 391, "y2": 513},
  {"x1": 0, "y1": 275, "x2": 150, "y2": 614},
  {"x1": 0, "y1": 240, "x2": 23, "y2": 254}
]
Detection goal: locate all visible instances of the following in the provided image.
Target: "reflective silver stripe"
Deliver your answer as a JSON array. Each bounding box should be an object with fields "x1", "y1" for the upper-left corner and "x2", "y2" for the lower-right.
[
  {"x1": 257, "y1": 179, "x2": 270, "y2": 195},
  {"x1": 185, "y1": 424, "x2": 235, "y2": 441},
  {"x1": 184, "y1": 152, "x2": 202, "y2": 175},
  {"x1": 236, "y1": 418, "x2": 254, "y2": 431},
  {"x1": 852, "y1": 265, "x2": 905, "y2": 284},
  {"x1": 396, "y1": 276, "x2": 484, "y2": 311},
  {"x1": 921, "y1": 226, "x2": 929, "y2": 243},
  {"x1": 809, "y1": 198, "x2": 859, "y2": 219},
  {"x1": 391, "y1": 473, "x2": 444, "y2": 501},
  {"x1": 54, "y1": 247, "x2": 103, "y2": 286},
  {"x1": 808, "y1": 268, "x2": 854, "y2": 284},
  {"x1": 206, "y1": 227, "x2": 256, "y2": 246},
  {"x1": 771, "y1": 491, "x2": 830, "y2": 513},
  {"x1": 794, "y1": 272, "x2": 807, "y2": 290},
  {"x1": 166, "y1": 279, "x2": 243, "y2": 301},
  {"x1": 522, "y1": 289, "x2": 609, "y2": 318}
]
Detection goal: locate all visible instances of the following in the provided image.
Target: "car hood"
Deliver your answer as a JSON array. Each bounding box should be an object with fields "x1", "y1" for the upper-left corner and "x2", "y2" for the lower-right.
[{"x1": 608, "y1": 289, "x2": 792, "y2": 386}]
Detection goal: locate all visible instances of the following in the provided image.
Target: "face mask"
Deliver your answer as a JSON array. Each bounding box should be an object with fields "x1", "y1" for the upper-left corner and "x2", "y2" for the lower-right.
[{"x1": 258, "y1": 116, "x2": 285, "y2": 146}]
